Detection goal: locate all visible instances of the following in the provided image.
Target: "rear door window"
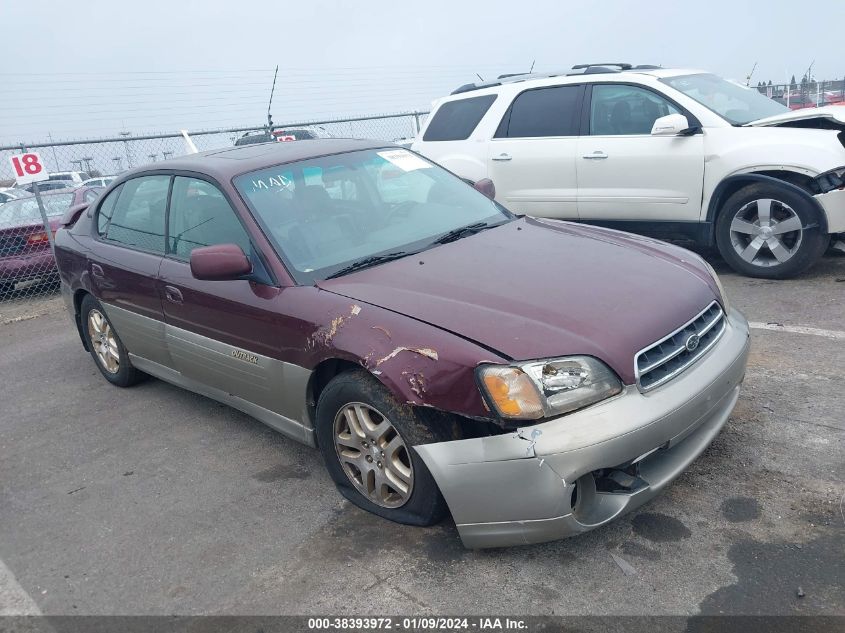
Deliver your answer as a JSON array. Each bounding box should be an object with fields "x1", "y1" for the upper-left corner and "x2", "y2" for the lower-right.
[
  {"x1": 422, "y1": 95, "x2": 497, "y2": 141},
  {"x1": 497, "y1": 85, "x2": 582, "y2": 138},
  {"x1": 100, "y1": 175, "x2": 169, "y2": 253},
  {"x1": 96, "y1": 185, "x2": 123, "y2": 235}
]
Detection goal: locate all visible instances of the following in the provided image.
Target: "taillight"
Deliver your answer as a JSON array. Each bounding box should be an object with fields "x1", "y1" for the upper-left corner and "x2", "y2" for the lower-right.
[{"x1": 26, "y1": 231, "x2": 52, "y2": 245}]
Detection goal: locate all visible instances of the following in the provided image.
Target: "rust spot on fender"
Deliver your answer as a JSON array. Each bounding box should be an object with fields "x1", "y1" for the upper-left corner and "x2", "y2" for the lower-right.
[
  {"x1": 403, "y1": 371, "x2": 427, "y2": 398},
  {"x1": 371, "y1": 325, "x2": 392, "y2": 339},
  {"x1": 374, "y1": 346, "x2": 438, "y2": 366},
  {"x1": 309, "y1": 304, "x2": 361, "y2": 348}
]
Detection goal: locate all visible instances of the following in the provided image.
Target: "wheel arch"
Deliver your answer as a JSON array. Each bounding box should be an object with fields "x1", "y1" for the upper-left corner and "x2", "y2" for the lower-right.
[
  {"x1": 306, "y1": 357, "x2": 491, "y2": 449},
  {"x1": 706, "y1": 172, "x2": 829, "y2": 238},
  {"x1": 307, "y1": 357, "x2": 362, "y2": 429},
  {"x1": 72, "y1": 288, "x2": 92, "y2": 351}
]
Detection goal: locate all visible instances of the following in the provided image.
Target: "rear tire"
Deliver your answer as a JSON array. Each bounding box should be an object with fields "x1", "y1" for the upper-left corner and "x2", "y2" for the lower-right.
[
  {"x1": 715, "y1": 183, "x2": 829, "y2": 279},
  {"x1": 80, "y1": 294, "x2": 144, "y2": 387},
  {"x1": 315, "y1": 369, "x2": 450, "y2": 526}
]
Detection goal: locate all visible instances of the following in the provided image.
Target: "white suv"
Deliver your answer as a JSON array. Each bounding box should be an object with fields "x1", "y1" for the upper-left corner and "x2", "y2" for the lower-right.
[{"x1": 412, "y1": 64, "x2": 845, "y2": 278}]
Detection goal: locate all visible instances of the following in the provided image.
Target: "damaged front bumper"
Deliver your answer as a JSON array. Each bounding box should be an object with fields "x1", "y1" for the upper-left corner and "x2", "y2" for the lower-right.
[
  {"x1": 415, "y1": 308, "x2": 750, "y2": 548},
  {"x1": 816, "y1": 187, "x2": 845, "y2": 234}
]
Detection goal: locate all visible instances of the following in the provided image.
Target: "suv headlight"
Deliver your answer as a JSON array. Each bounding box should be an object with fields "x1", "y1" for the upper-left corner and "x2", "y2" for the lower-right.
[{"x1": 478, "y1": 356, "x2": 623, "y2": 421}]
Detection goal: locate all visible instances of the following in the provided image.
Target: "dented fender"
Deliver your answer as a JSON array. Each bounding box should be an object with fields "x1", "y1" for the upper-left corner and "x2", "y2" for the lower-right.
[{"x1": 287, "y1": 286, "x2": 508, "y2": 420}]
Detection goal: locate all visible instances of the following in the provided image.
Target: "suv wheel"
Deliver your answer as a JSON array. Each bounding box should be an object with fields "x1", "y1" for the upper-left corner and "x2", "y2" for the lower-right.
[
  {"x1": 315, "y1": 369, "x2": 449, "y2": 526},
  {"x1": 80, "y1": 294, "x2": 144, "y2": 387},
  {"x1": 715, "y1": 183, "x2": 829, "y2": 279}
]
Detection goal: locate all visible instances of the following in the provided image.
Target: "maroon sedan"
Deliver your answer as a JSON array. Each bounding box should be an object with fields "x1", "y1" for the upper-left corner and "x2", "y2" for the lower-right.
[
  {"x1": 0, "y1": 187, "x2": 102, "y2": 293},
  {"x1": 54, "y1": 140, "x2": 749, "y2": 548}
]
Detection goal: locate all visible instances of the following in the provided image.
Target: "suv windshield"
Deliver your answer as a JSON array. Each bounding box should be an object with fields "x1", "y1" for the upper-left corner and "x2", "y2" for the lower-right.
[
  {"x1": 234, "y1": 148, "x2": 510, "y2": 282},
  {"x1": 662, "y1": 73, "x2": 789, "y2": 125}
]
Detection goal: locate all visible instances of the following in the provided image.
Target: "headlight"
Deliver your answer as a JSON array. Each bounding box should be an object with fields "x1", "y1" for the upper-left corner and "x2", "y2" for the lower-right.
[
  {"x1": 701, "y1": 259, "x2": 730, "y2": 313},
  {"x1": 478, "y1": 356, "x2": 623, "y2": 421}
]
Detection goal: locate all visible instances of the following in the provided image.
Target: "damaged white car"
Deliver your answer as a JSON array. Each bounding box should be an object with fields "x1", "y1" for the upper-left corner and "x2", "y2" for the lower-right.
[{"x1": 413, "y1": 65, "x2": 845, "y2": 278}]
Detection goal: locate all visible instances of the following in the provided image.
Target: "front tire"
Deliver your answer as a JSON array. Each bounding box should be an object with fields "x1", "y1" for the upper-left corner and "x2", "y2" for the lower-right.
[
  {"x1": 80, "y1": 294, "x2": 144, "y2": 387},
  {"x1": 315, "y1": 370, "x2": 449, "y2": 526},
  {"x1": 715, "y1": 183, "x2": 829, "y2": 279}
]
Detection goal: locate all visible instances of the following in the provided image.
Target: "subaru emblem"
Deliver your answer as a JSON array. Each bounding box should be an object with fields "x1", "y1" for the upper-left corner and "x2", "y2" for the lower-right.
[{"x1": 685, "y1": 333, "x2": 700, "y2": 352}]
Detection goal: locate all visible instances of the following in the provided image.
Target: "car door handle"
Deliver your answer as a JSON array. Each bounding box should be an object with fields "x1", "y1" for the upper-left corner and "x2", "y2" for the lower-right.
[
  {"x1": 164, "y1": 285, "x2": 183, "y2": 304},
  {"x1": 491, "y1": 153, "x2": 512, "y2": 161},
  {"x1": 582, "y1": 151, "x2": 608, "y2": 160},
  {"x1": 90, "y1": 263, "x2": 104, "y2": 278}
]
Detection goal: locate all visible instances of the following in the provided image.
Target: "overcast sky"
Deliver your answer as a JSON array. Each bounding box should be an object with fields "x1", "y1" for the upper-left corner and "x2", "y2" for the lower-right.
[{"x1": 2, "y1": 0, "x2": 843, "y2": 144}]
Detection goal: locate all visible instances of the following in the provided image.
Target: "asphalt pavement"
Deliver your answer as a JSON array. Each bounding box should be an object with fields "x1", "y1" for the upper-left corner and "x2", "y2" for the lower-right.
[{"x1": 0, "y1": 252, "x2": 842, "y2": 617}]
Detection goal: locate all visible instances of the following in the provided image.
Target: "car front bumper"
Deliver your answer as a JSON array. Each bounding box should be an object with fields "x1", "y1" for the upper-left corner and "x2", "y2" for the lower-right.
[
  {"x1": 816, "y1": 187, "x2": 845, "y2": 233},
  {"x1": 415, "y1": 308, "x2": 750, "y2": 548}
]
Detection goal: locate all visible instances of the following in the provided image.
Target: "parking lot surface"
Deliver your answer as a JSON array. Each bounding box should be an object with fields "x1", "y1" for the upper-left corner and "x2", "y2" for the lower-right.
[{"x1": 0, "y1": 253, "x2": 843, "y2": 617}]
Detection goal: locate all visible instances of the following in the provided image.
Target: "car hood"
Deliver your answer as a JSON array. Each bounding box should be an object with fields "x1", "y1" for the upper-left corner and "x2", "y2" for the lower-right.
[
  {"x1": 317, "y1": 217, "x2": 719, "y2": 385},
  {"x1": 746, "y1": 106, "x2": 845, "y2": 128}
]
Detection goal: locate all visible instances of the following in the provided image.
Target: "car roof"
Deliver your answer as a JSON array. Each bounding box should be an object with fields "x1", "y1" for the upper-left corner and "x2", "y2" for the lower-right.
[
  {"x1": 448, "y1": 67, "x2": 708, "y2": 97},
  {"x1": 120, "y1": 138, "x2": 392, "y2": 182}
]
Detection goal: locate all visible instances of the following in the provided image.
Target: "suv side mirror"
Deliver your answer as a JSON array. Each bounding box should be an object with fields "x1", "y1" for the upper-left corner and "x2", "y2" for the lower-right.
[
  {"x1": 473, "y1": 178, "x2": 496, "y2": 200},
  {"x1": 190, "y1": 243, "x2": 252, "y2": 281},
  {"x1": 651, "y1": 113, "x2": 692, "y2": 136}
]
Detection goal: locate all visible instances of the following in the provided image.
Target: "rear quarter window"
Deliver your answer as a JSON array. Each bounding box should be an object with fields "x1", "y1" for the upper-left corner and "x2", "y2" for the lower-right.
[
  {"x1": 422, "y1": 94, "x2": 497, "y2": 142},
  {"x1": 496, "y1": 85, "x2": 582, "y2": 138}
]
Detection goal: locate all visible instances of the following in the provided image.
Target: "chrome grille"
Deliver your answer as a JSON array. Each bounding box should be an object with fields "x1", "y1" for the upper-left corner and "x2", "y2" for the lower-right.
[{"x1": 635, "y1": 302, "x2": 725, "y2": 392}]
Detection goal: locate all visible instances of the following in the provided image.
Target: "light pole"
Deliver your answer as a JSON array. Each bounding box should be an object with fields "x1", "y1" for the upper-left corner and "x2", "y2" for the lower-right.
[
  {"x1": 47, "y1": 133, "x2": 61, "y2": 171},
  {"x1": 81, "y1": 157, "x2": 94, "y2": 175},
  {"x1": 162, "y1": 151, "x2": 173, "y2": 160},
  {"x1": 148, "y1": 154, "x2": 157, "y2": 163},
  {"x1": 71, "y1": 159, "x2": 83, "y2": 172},
  {"x1": 112, "y1": 157, "x2": 123, "y2": 172},
  {"x1": 120, "y1": 131, "x2": 133, "y2": 168}
]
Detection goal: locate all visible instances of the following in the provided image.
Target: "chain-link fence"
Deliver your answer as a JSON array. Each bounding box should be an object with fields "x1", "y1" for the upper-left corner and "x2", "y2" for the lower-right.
[{"x1": 0, "y1": 111, "x2": 427, "y2": 306}]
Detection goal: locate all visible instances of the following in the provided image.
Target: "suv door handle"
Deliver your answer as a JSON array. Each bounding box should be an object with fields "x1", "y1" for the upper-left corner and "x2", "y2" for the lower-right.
[
  {"x1": 164, "y1": 285, "x2": 183, "y2": 304},
  {"x1": 582, "y1": 151, "x2": 608, "y2": 160},
  {"x1": 491, "y1": 153, "x2": 512, "y2": 161}
]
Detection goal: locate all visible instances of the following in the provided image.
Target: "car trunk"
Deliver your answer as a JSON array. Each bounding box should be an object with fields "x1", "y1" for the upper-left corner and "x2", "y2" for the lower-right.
[{"x1": 0, "y1": 220, "x2": 58, "y2": 258}]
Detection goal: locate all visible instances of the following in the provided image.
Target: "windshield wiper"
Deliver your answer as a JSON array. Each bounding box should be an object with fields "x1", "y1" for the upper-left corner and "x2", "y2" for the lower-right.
[
  {"x1": 429, "y1": 221, "x2": 494, "y2": 246},
  {"x1": 324, "y1": 251, "x2": 412, "y2": 279}
]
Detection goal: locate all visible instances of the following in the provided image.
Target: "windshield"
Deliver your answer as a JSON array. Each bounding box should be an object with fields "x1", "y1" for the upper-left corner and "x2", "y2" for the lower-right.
[
  {"x1": 234, "y1": 148, "x2": 510, "y2": 282},
  {"x1": 662, "y1": 73, "x2": 789, "y2": 125},
  {"x1": 0, "y1": 193, "x2": 73, "y2": 229}
]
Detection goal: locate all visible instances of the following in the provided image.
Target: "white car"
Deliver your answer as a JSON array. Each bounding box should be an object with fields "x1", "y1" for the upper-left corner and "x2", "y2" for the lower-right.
[
  {"x1": 48, "y1": 171, "x2": 88, "y2": 185},
  {"x1": 0, "y1": 188, "x2": 23, "y2": 204},
  {"x1": 80, "y1": 176, "x2": 115, "y2": 188},
  {"x1": 412, "y1": 64, "x2": 845, "y2": 278}
]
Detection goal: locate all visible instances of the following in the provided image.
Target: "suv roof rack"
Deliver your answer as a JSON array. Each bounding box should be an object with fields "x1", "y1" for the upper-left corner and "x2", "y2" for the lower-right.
[
  {"x1": 451, "y1": 69, "x2": 570, "y2": 95},
  {"x1": 571, "y1": 62, "x2": 632, "y2": 70},
  {"x1": 450, "y1": 64, "x2": 663, "y2": 95}
]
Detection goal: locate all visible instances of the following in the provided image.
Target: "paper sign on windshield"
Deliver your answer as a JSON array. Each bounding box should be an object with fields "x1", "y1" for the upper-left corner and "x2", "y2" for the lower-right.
[{"x1": 377, "y1": 149, "x2": 431, "y2": 172}]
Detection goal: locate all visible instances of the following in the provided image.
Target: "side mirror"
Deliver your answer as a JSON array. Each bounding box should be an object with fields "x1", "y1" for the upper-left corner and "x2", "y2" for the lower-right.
[
  {"x1": 651, "y1": 113, "x2": 692, "y2": 136},
  {"x1": 473, "y1": 178, "x2": 496, "y2": 200},
  {"x1": 190, "y1": 243, "x2": 252, "y2": 281}
]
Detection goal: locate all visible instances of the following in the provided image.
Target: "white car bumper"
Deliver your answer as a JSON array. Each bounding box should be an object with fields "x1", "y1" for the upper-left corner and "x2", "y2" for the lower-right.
[{"x1": 816, "y1": 188, "x2": 845, "y2": 233}]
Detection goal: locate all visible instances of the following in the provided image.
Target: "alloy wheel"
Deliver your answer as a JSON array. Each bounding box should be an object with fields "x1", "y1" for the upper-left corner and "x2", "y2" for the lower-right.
[
  {"x1": 332, "y1": 402, "x2": 414, "y2": 508},
  {"x1": 729, "y1": 198, "x2": 804, "y2": 267},
  {"x1": 87, "y1": 309, "x2": 120, "y2": 374}
]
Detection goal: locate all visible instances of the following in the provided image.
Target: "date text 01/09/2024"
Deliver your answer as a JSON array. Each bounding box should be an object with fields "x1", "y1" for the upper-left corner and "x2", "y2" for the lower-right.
[{"x1": 306, "y1": 617, "x2": 528, "y2": 631}]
